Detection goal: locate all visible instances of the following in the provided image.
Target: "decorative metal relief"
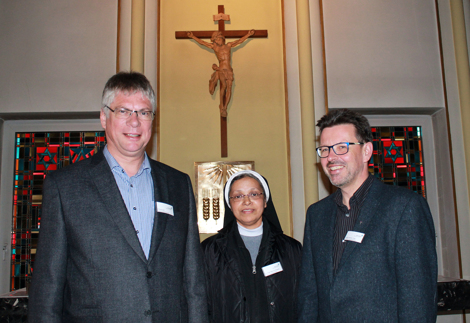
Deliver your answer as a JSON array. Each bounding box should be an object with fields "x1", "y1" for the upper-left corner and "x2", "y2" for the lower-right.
[{"x1": 195, "y1": 161, "x2": 254, "y2": 233}]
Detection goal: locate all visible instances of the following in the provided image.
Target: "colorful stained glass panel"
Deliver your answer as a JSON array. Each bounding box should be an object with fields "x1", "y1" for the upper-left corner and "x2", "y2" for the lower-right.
[
  {"x1": 11, "y1": 131, "x2": 105, "y2": 291},
  {"x1": 369, "y1": 126, "x2": 426, "y2": 198}
]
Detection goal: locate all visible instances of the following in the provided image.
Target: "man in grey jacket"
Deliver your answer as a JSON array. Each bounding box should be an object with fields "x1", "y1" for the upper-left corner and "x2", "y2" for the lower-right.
[
  {"x1": 298, "y1": 109, "x2": 437, "y2": 322},
  {"x1": 29, "y1": 72, "x2": 208, "y2": 322}
]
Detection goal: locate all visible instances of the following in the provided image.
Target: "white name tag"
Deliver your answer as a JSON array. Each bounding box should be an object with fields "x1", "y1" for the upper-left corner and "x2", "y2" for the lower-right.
[
  {"x1": 262, "y1": 262, "x2": 283, "y2": 277},
  {"x1": 343, "y1": 231, "x2": 365, "y2": 243},
  {"x1": 156, "y1": 202, "x2": 174, "y2": 216}
]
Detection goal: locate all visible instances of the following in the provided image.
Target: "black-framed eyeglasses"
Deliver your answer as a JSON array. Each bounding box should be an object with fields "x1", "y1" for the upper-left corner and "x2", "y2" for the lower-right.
[
  {"x1": 229, "y1": 192, "x2": 264, "y2": 202},
  {"x1": 105, "y1": 106, "x2": 155, "y2": 121},
  {"x1": 316, "y1": 142, "x2": 364, "y2": 158}
]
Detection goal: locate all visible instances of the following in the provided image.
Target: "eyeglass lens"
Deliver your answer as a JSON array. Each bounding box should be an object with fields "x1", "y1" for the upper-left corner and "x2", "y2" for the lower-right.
[
  {"x1": 230, "y1": 193, "x2": 263, "y2": 201},
  {"x1": 317, "y1": 143, "x2": 349, "y2": 157},
  {"x1": 109, "y1": 107, "x2": 154, "y2": 121}
]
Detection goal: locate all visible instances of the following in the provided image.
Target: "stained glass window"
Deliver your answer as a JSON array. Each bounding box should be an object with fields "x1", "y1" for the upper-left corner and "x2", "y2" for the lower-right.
[
  {"x1": 369, "y1": 126, "x2": 426, "y2": 198},
  {"x1": 11, "y1": 131, "x2": 105, "y2": 291}
]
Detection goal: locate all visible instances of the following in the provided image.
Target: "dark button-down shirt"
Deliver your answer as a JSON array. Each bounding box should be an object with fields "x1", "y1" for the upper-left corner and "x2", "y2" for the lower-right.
[{"x1": 332, "y1": 175, "x2": 374, "y2": 273}]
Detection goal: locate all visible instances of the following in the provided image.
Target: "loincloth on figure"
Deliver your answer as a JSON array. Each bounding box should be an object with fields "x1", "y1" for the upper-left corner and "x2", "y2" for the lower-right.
[{"x1": 209, "y1": 65, "x2": 234, "y2": 95}]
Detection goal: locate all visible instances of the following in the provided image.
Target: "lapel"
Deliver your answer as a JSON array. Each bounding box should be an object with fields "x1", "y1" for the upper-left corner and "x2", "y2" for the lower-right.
[
  {"x1": 88, "y1": 151, "x2": 147, "y2": 262},
  {"x1": 336, "y1": 179, "x2": 382, "y2": 273},
  {"x1": 323, "y1": 198, "x2": 337, "y2": 285},
  {"x1": 147, "y1": 160, "x2": 170, "y2": 264}
]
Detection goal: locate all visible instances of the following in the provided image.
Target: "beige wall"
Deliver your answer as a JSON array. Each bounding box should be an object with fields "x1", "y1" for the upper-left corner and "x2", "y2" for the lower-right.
[{"x1": 158, "y1": 0, "x2": 293, "y2": 236}]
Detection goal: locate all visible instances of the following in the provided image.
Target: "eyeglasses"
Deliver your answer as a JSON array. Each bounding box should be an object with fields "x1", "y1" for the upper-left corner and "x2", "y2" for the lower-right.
[
  {"x1": 316, "y1": 142, "x2": 364, "y2": 158},
  {"x1": 229, "y1": 192, "x2": 264, "y2": 202},
  {"x1": 105, "y1": 106, "x2": 155, "y2": 121}
]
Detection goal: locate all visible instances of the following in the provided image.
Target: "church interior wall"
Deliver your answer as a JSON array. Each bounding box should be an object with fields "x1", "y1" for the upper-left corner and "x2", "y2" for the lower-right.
[
  {"x1": 0, "y1": 2, "x2": 470, "y2": 321},
  {"x1": 445, "y1": 1, "x2": 470, "y2": 301},
  {"x1": 322, "y1": 0, "x2": 444, "y2": 109},
  {"x1": 0, "y1": 1, "x2": 118, "y2": 116},
  {"x1": 432, "y1": 109, "x2": 461, "y2": 279},
  {"x1": 158, "y1": 0, "x2": 292, "y2": 239},
  {"x1": 432, "y1": 2, "x2": 470, "y2": 310}
]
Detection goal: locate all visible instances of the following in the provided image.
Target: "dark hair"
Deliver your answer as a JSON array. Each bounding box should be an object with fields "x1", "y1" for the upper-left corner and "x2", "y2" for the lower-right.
[
  {"x1": 316, "y1": 109, "x2": 372, "y2": 143},
  {"x1": 101, "y1": 71, "x2": 156, "y2": 115},
  {"x1": 229, "y1": 173, "x2": 266, "y2": 198}
]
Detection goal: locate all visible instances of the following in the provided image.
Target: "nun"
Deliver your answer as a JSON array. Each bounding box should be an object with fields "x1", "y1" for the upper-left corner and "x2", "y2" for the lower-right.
[{"x1": 201, "y1": 170, "x2": 302, "y2": 323}]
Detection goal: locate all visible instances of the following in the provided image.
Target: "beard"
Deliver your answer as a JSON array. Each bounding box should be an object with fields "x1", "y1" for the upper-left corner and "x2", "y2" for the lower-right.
[{"x1": 325, "y1": 161, "x2": 362, "y2": 189}]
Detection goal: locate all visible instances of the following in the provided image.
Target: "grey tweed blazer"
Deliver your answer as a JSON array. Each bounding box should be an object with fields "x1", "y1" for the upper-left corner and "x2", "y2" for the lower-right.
[
  {"x1": 298, "y1": 177, "x2": 437, "y2": 323},
  {"x1": 29, "y1": 150, "x2": 208, "y2": 323}
]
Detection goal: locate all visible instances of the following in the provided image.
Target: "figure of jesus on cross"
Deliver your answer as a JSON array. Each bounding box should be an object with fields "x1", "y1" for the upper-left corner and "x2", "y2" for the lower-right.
[
  {"x1": 187, "y1": 29, "x2": 255, "y2": 117},
  {"x1": 176, "y1": 5, "x2": 267, "y2": 157}
]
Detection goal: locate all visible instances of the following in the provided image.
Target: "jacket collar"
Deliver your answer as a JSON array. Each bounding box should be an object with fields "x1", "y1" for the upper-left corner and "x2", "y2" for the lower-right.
[
  {"x1": 88, "y1": 150, "x2": 148, "y2": 262},
  {"x1": 335, "y1": 177, "x2": 383, "y2": 275},
  {"x1": 147, "y1": 161, "x2": 170, "y2": 264},
  {"x1": 88, "y1": 150, "x2": 171, "y2": 264}
]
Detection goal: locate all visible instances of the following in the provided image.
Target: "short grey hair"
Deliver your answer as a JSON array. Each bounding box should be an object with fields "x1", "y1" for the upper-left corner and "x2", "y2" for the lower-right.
[{"x1": 101, "y1": 71, "x2": 156, "y2": 117}]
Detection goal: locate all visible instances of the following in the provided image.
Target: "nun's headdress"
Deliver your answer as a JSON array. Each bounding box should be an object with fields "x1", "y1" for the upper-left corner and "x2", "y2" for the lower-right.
[{"x1": 223, "y1": 170, "x2": 282, "y2": 232}]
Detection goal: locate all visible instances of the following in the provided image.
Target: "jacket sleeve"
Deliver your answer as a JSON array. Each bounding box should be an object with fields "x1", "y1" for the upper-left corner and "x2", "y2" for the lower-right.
[
  {"x1": 395, "y1": 194, "x2": 437, "y2": 322},
  {"x1": 183, "y1": 175, "x2": 209, "y2": 323},
  {"x1": 28, "y1": 174, "x2": 67, "y2": 323},
  {"x1": 297, "y1": 205, "x2": 319, "y2": 323}
]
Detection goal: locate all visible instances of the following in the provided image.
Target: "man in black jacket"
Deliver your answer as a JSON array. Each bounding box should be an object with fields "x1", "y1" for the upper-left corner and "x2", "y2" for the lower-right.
[{"x1": 298, "y1": 109, "x2": 437, "y2": 322}]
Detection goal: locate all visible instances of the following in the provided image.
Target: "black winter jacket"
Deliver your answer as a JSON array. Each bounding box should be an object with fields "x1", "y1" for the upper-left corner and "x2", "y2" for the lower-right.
[{"x1": 201, "y1": 219, "x2": 302, "y2": 323}]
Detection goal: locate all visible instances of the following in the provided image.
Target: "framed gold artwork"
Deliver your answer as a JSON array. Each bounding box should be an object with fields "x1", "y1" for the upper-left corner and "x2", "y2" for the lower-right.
[{"x1": 195, "y1": 161, "x2": 254, "y2": 233}]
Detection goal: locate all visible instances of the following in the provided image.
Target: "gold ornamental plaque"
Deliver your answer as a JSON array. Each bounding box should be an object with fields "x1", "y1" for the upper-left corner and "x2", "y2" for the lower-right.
[{"x1": 195, "y1": 161, "x2": 254, "y2": 233}]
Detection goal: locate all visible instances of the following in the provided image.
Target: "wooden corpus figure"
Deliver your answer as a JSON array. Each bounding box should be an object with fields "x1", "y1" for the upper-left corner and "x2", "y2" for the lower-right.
[
  {"x1": 187, "y1": 30, "x2": 254, "y2": 118},
  {"x1": 176, "y1": 5, "x2": 267, "y2": 157}
]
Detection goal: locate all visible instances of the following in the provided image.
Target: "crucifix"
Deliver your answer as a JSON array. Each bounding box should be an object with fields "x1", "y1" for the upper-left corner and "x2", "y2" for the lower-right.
[{"x1": 176, "y1": 5, "x2": 268, "y2": 157}]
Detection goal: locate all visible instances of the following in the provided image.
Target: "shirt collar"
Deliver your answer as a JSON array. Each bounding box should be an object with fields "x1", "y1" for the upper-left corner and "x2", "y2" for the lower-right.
[
  {"x1": 103, "y1": 145, "x2": 151, "y2": 176},
  {"x1": 334, "y1": 174, "x2": 374, "y2": 209}
]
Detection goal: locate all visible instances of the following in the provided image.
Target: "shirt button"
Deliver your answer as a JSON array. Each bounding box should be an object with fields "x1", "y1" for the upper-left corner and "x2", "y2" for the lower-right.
[
  {"x1": 144, "y1": 309, "x2": 152, "y2": 316},
  {"x1": 136, "y1": 230, "x2": 139, "y2": 234},
  {"x1": 133, "y1": 206, "x2": 137, "y2": 210},
  {"x1": 345, "y1": 213, "x2": 350, "y2": 217},
  {"x1": 130, "y1": 184, "x2": 134, "y2": 187},
  {"x1": 270, "y1": 302, "x2": 274, "y2": 306}
]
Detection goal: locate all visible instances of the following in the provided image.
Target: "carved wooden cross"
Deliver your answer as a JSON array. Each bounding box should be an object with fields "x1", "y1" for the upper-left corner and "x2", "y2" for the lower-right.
[{"x1": 176, "y1": 5, "x2": 268, "y2": 157}]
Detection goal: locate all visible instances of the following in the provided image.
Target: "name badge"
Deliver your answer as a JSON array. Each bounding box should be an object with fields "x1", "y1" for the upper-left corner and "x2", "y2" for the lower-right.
[
  {"x1": 343, "y1": 231, "x2": 365, "y2": 243},
  {"x1": 156, "y1": 202, "x2": 174, "y2": 216},
  {"x1": 262, "y1": 262, "x2": 283, "y2": 277}
]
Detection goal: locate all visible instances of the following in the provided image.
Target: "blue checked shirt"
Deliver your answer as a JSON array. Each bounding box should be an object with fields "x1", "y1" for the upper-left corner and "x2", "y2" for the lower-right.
[{"x1": 103, "y1": 146, "x2": 155, "y2": 259}]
